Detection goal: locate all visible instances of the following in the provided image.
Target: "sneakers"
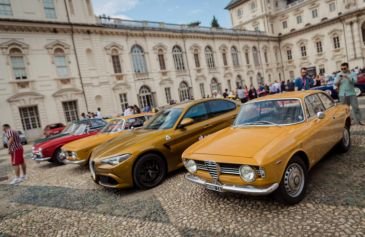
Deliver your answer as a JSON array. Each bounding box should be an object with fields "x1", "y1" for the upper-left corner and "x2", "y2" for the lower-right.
[
  {"x1": 359, "y1": 121, "x2": 365, "y2": 126},
  {"x1": 20, "y1": 175, "x2": 27, "y2": 181},
  {"x1": 9, "y1": 177, "x2": 22, "y2": 185}
]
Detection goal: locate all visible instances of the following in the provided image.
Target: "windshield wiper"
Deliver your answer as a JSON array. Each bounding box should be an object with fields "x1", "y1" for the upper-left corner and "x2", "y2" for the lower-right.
[{"x1": 254, "y1": 121, "x2": 279, "y2": 126}]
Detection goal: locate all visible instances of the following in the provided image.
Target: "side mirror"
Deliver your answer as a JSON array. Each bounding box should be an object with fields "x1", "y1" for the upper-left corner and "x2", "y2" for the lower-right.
[
  {"x1": 179, "y1": 118, "x2": 194, "y2": 128},
  {"x1": 317, "y1": 112, "x2": 325, "y2": 119}
]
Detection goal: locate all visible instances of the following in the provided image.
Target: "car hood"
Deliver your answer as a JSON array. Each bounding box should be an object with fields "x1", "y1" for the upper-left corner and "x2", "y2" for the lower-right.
[
  {"x1": 92, "y1": 129, "x2": 167, "y2": 161},
  {"x1": 36, "y1": 133, "x2": 94, "y2": 150},
  {"x1": 185, "y1": 126, "x2": 290, "y2": 158},
  {"x1": 62, "y1": 132, "x2": 125, "y2": 152},
  {"x1": 33, "y1": 133, "x2": 68, "y2": 145}
]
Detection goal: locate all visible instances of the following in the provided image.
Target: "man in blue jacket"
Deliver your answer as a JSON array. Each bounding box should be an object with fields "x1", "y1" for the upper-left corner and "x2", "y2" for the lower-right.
[{"x1": 295, "y1": 67, "x2": 314, "y2": 91}]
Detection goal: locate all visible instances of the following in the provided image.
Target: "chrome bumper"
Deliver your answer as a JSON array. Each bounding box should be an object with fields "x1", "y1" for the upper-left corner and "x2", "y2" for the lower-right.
[
  {"x1": 64, "y1": 159, "x2": 88, "y2": 165},
  {"x1": 32, "y1": 156, "x2": 51, "y2": 162},
  {"x1": 185, "y1": 173, "x2": 279, "y2": 196}
]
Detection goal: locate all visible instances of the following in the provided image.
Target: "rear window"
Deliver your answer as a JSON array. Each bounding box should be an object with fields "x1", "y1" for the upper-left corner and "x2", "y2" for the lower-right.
[{"x1": 206, "y1": 100, "x2": 236, "y2": 118}]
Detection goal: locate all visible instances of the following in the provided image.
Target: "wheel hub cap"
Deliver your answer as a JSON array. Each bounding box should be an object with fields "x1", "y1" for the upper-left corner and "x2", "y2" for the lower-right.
[{"x1": 284, "y1": 163, "x2": 305, "y2": 198}]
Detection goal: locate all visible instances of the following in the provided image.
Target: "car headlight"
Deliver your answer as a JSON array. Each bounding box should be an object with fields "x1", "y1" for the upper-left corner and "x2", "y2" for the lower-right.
[
  {"x1": 183, "y1": 159, "x2": 197, "y2": 173},
  {"x1": 38, "y1": 148, "x2": 43, "y2": 156},
  {"x1": 239, "y1": 165, "x2": 256, "y2": 183},
  {"x1": 71, "y1": 151, "x2": 77, "y2": 159},
  {"x1": 101, "y1": 154, "x2": 131, "y2": 166}
]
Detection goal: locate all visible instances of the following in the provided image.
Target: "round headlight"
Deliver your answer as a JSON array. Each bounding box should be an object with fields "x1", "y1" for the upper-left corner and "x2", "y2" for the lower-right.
[
  {"x1": 184, "y1": 160, "x2": 197, "y2": 173},
  {"x1": 71, "y1": 152, "x2": 77, "y2": 159},
  {"x1": 239, "y1": 165, "x2": 256, "y2": 183}
]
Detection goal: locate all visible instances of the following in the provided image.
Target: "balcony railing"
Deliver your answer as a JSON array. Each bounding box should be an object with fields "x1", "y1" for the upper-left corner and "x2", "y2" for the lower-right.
[{"x1": 97, "y1": 16, "x2": 267, "y2": 37}]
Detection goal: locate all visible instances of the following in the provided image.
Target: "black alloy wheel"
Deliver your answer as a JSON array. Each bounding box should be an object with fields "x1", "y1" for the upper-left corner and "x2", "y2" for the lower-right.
[
  {"x1": 53, "y1": 148, "x2": 66, "y2": 165},
  {"x1": 133, "y1": 154, "x2": 167, "y2": 189},
  {"x1": 337, "y1": 126, "x2": 351, "y2": 153}
]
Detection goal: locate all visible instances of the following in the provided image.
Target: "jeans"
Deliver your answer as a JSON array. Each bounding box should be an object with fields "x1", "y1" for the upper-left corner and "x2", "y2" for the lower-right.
[{"x1": 339, "y1": 95, "x2": 362, "y2": 124}]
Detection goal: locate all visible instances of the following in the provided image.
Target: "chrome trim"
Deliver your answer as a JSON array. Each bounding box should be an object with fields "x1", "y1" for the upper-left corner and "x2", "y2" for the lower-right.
[
  {"x1": 32, "y1": 156, "x2": 51, "y2": 162},
  {"x1": 185, "y1": 173, "x2": 279, "y2": 196},
  {"x1": 64, "y1": 159, "x2": 88, "y2": 165}
]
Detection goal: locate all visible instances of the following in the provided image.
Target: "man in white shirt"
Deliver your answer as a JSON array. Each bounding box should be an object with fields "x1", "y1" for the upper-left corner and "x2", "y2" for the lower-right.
[
  {"x1": 95, "y1": 108, "x2": 102, "y2": 118},
  {"x1": 123, "y1": 106, "x2": 134, "y2": 116}
]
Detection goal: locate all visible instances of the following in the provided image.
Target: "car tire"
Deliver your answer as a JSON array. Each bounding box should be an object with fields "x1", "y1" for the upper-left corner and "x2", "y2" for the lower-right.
[
  {"x1": 133, "y1": 153, "x2": 167, "y2": 189},
  {"x1": 275, "y1": 156, "x2": 307, "y2": 205},
  {"x1": 53, "y1": 148, "x2": 65, "y2": 165},
  {"x1": 337, "y1": 126, "x2": 351, "y2": 153},
  {"x1": 355, "y1": 87, "x2": 361, "y2": 97}
]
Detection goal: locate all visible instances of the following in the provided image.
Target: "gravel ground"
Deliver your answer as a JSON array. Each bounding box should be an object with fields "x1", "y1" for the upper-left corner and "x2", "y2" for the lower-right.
[{"x1": 0, "y1": 98, "x2": 364, "y2": 237}]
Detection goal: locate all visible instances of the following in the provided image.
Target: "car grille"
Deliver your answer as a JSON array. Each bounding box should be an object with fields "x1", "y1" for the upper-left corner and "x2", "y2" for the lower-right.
[
  {"x1": 197, "y1": 161, "x2": 240, "y2": 175},
  {"x1": 204, "y1": 161, "x2": 220, "y2": 181}
]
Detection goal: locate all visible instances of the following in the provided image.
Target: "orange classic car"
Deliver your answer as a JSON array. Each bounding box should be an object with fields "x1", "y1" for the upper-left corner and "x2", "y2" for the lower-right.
[
  {"x1": 89, "y1": 98, "x2": 240, "y2": 189},
  {"x1": 183, "y1": 91, "x2": 351, "y2": 204}
]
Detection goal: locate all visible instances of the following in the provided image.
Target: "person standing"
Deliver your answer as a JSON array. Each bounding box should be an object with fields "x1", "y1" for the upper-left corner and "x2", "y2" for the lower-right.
[
  {"x1": 3, "y1": 124, "x2": 26, "y2": 185},
  {"x1": 95, "y1": 108, "x2": 102, "y2": 119},
  {"x1": 295, "y1": 67, "x2": 314, "y2": 91},
  {"x1": 133, "y1": 105, "x2": 141, "y2": 114},
  {"x1": 236, "y1": 86, "x2": 245, "y2": 103},
  {"x1": 124, "y1": 106, "x2": 134, "y2": 116},
  {"x1": 334, "y1": 62, "x2": 364, "y2": 125},
  {"x1": 248, "y1": 85, "x2": 257, "y2": 99},
  {"x1": 223, "y1": 89, "x2": 229, "y2": 98}
]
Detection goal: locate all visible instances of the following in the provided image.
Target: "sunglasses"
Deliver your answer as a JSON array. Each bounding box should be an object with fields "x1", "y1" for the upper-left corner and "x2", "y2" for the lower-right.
[{"x1": 341, "y1": 68, "x2": 347, "y2": 70}]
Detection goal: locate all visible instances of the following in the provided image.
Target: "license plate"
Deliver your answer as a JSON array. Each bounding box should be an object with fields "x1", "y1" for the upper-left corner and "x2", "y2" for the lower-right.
[{"x1": 206, "y1": 183, "x2": 223, "y2": 192}]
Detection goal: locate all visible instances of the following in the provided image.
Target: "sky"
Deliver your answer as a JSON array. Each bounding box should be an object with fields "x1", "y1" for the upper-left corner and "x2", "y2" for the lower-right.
[{"x1": 92, "y1": 0, "x2": 232, "y2": 28}]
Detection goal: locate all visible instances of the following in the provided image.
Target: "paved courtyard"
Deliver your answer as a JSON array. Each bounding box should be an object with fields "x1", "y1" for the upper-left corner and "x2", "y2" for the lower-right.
[{"x1": 0, "y1": 98, "x2": 365, "y2": 237}]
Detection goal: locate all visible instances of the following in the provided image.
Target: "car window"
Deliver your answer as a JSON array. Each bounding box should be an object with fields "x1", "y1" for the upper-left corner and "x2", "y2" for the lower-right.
[
  {"x1": 206, "y1": 100, "x2": 236, "y2": 118},
  {"x1": 125, "y1": 117, "x2": 145, "y2": 129},
  {"x1": 91, "y1": 119, "x2": 106, "y2": 128},
  {"x1": 318, "y1": 93, "x2": 335, "y2": 110},
  {"x1": 305, "y1": 94, "x2": 325, "y2": 118},
  {"x1": 183, "y1": 103, "x2": 209, "y2": 124}
]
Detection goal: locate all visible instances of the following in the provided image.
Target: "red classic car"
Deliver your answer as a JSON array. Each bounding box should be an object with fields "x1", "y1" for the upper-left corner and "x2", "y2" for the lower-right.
[
  {"x1": 44, "y1": 123, "x2": 65, "y2": 137},
  {"x1": 32, "y1": 123, "x2": 103, "y2": 164}
]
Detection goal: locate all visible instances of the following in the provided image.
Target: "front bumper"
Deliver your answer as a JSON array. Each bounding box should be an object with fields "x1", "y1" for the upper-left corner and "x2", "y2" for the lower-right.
[
  {"x1": 32, "y1": 154, "x2": 51, "y2": 162},
  {"x1": 185, "y1": 173, "x2": 279, "y2": 196},
  {"x1": 65, "y1": 158, "x2": 88, "y2": 165}
]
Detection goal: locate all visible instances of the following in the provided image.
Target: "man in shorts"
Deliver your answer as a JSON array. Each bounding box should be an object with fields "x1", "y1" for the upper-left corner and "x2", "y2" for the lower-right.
[{"x1": 3, "y1": 124, "x2": 27, "y2": 184}]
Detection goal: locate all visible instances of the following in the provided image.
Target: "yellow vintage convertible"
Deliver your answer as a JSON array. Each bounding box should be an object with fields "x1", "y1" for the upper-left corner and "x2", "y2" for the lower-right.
[
  {"x1": 183, "y1": 91, "x2": 351, "y2": 204},
  {"x1": 89, "y1": 98, "x2": 240, "y2": 189},
  {"x1": 61, "y1": 113, "x2": 154, "y2": 165}
]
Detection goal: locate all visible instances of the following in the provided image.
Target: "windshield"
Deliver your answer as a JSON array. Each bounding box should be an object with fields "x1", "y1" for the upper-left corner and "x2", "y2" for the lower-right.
[
  {"x1": 101, "y1": 119, "x2": 125, "y2": 133},
  {"x1": 234, "y1": 99, "x2": 304, "y2": 126},
  {"x1": 62, "y1": 123, "x2": 78, "y2": 134},
  {"x1": 72, "y1": 124, "x2": 88, "y2": 135},
  {"x1": 145, "y1": 108, "x2": 183, "y2": 130}
]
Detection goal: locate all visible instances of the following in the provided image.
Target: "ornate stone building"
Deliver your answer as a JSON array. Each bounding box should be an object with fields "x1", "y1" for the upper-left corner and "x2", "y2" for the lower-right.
[{"x1": 1, "y1": 0, "x2": 365, "y2": 139}]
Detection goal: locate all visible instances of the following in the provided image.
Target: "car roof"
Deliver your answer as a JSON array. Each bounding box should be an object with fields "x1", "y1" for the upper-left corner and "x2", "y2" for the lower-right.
[
  {"x1": 168, "y1": 98, "x2": 239, "y2": 109},
  {"x1": 253, "y1": 90, "x2": 322, "y2": 102}
]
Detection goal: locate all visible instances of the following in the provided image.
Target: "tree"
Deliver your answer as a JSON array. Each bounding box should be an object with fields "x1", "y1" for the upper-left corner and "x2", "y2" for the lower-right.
[
  {"x1": 188, "y1": 21, "x2": 201, "y2": 27},
  {"x1": 211, "y1": 16, "x2": 220, "y2": 28}
]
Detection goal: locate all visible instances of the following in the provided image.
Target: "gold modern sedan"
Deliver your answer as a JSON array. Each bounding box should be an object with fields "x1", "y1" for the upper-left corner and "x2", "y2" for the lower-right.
[
  {"x1": 61, "y1": 113, "x2": 155, "y2": 165},
  {"x1": 89, "y1": 98, "x2": 240, "y2": 189},
  {"x1": 183, "y1": 91, "x2": 351, "y2": 204}
]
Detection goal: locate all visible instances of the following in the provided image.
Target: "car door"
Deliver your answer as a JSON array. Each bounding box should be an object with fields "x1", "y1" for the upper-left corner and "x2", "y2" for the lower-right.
[
  {"x1": 304, "y1": 94, "x2": 332, "y2": 163},
  {"x1": 204, "y1": 100, "x2": 238, "y2": 135},
  {"x1": 318, "y1": 93, "x2": 342, "y2": 143},
  {"x1": 165, "y1": 102, "x2": 210, "y2": 162}
]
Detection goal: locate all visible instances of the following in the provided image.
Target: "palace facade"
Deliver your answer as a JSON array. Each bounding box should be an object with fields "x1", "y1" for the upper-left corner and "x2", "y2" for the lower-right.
[{"x1": 1, "y1": 0, "x2": 365, "y2": 139}]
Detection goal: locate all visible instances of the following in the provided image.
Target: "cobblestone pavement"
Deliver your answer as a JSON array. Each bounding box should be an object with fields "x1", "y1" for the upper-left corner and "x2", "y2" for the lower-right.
[{"x1": 0, "y1": 98, "x2": 365, "y2": 237}]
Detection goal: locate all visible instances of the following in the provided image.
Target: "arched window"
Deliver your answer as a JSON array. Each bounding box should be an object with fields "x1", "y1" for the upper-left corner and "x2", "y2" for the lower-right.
[
  {"x1": 10, "y1": 48, "x2": 27, "y2": 80},
  {"x1": 236, "y1": 75, "x2": 243, "y2": 88},
  {"x1": 333, "y1": 35, "x2": 341, "y2": 49},
  {"x1": 231, "y1": 46, "x2": 240, "y2": 67},
  {"x1": 179, "y1": 81, "x2": 191, "y2": 102},
  {"x1": 244, "y1": 49, "x2": 250, "y2": 65},
  {"x1": 205, "y1": 46, "x2": 215, "y2": 69},
  {"x1": 193, "y1": 49, "x2": 200, "y2": 68},
  {"x1": 263, "y1": 50, "x2": 268, "y2": 64},
  {"x1": 300, "y1": 44, "x2": 307, "y2": 57},
  {"x1": 172, "y1": 46, "x2": 185, "y2": 71},
  {"x1": 315, "y1": 40, "x2": 323, "y2": 53},
  {"x1": 221, "y1": 49, "x2": 228, "y2": 66},
  {"x1": 138, "y1": 86, "x2": 155, "y2": 108},
  {"x1": 131, "y1": 45, "x2": 147, "y2": 74},
  {"x1": 252, "y1": 47, "x2": 260, "y2": 66},
  {"x1": 158, "y1": 49, "x2": 166, "y2": 71},
  {"x1": 54, "y1": 48, "x2": 69, "y2": 77},
  {"x1": 210, "y1": 78, "x2": 221, "y2": 94},
  {"x1": 111, "y1": 48, "x2": 122, "y2": 74}
]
